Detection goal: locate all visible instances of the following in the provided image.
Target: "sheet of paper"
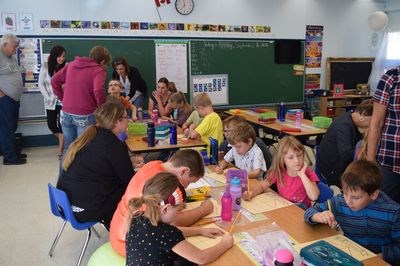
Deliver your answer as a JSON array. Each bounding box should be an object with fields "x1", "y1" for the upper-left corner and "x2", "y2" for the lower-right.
[
  {"x1": 186, "y1": 223, "x2": 240, "y2": 250},
  {"x1": 240, "y1": 208, "x2": 268, "y2": 222},
  {"x1": 187, "y1": 178, "x2": 210, "y2": 190},
  {"x1": 204, "y1": 171, "x2": 226, "y2": 184},
  {"x1": 294, "y1": 234, "x2": 376, "y2": 261},
  {"x1": 241, "y1": 192, "x2": 292, "y2": 214},
  {"x1": 183, "y1": 199, "x2": 221, "y2": 218}
]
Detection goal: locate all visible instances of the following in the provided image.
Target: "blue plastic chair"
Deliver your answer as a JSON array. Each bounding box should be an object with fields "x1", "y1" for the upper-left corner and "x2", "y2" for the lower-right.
[
  {"x1": 316, "y1": 181, "x2": 334, "y2": 203},
  {"x1": 48, "y1": 183, "x2": 100, "y2": 266}
]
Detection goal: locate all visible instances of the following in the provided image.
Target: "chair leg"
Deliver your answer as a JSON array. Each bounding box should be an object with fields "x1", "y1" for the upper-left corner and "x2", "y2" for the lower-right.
[
  {"x1": 76, "y1": 228, "x2": 92, "y2": 266},
  {"x1": 49, "y1": 220, "x2": 67, "y2": 257},
  {"x1": 92, "y1": 226, "x2": 101, "y2": 238}
]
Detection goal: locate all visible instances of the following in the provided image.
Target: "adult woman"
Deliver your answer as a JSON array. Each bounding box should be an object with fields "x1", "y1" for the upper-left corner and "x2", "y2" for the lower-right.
[
  {"x1": 111, "y1": 56, "x2": 147, "y2": 108},
  {"x1": 51, "y1": 46, "x2": 111, "y2": 154},
  {"x1": 57, "y1": 100, "x2": 134, "y2": 227},
  {"x1": 148, "y1": 77, "x2": 173, "y2": 117},
  {"x1": 316, "y1": 99, "x2": 373, "y2": 188},
  {"x1": 38, "y1": 45, "x2": 66, "y2": 159}
]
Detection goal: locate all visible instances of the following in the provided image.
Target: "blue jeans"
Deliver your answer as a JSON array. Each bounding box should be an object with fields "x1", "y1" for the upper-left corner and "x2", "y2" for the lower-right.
[
  {"x1": 0, "y1": 95, "x2": 20, "y2": 161},
  {"x1": 381, "y1": 166, "x2": 400, "y2": 203},
  {"x1": 132, "y1": 94, "x2": 145, "y2": 109},
  {"x1": 60, "y1": 111, "x2": 96, "y2": 154}
]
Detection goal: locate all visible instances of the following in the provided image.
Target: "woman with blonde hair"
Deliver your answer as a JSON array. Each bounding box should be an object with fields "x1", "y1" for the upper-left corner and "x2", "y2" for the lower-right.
[{"x1": 57, "y1": 100, "x2": 134, "y2": 228}]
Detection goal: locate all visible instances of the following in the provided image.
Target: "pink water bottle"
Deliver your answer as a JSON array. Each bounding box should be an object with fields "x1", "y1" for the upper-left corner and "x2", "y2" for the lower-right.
[
  {"x1": 230, "y1": 177, "x2": 242, "y2": 211},
  {"x1": 221, "y1": 191, "x2": 232, "y2": 221},
  {"x1": 295, "y1": 111, "x2": 303, "y2": 128},
  {"x1": 274, "y1": 249, "x2": 294, "y2": 266},
  {"x1": 152, "y1": 109, "x2": 159, "y2": 125}
]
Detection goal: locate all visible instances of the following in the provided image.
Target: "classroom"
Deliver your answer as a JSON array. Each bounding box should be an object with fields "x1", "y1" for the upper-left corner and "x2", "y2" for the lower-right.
[{"x1": 1, "y1": 0, "x2": 400, "y2": 265}]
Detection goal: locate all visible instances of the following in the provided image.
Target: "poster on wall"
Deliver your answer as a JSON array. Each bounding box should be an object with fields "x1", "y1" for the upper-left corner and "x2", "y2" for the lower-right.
[
  {"x1": 2, "y1": 12, "x2": 17, "y2": 32},
  {"x1": 155, "y1": 42, "x2": 187, "y2": 93},
  {"x1": 17, "y1": 38, "x2": 42, "y2": 92},
  {"x1": 191, "y1": 74, "x2": 228, "y2": 106},
  {"x1": 19, "y1": 13, "x2": 33, "y2": 31},
  {"x1": 305, "y1": 25, "x2": 323, "y2": 68},
  {"x1": 305, "y1": 73, "x2": 321, "y2": 90}
]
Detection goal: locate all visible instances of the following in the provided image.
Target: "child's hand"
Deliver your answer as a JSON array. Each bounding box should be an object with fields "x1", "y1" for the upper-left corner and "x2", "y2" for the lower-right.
[
  {"x1": 297, "y1": 161, "x2": 308, "y2": 176},
  {"x1": 243, "y1": 191, "x2": 252, "y2": 201},
  {"x1": 313, "y1": 211, "x2": 337, "y2": 228},
  {"x1": 200, "y1": 199, "x2": 213, "y2": 215},
  {"x1": 221, "y1": 234, "x2": 234, "y2": 249},
  {"x1": 215, "y1": 166, "x2": 224, "y2": 174},
  {"x1": 200, "y1": 227, "x2": 224, "y2": 238}
]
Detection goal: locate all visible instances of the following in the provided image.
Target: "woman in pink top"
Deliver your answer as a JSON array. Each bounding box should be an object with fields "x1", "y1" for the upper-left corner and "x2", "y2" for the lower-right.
[
  {"x1": 51, "y1": 46, "x2": 111, "y2": 155},
  {"x1": 243, "y1": 136, "x2": 320, "y2": 209}
]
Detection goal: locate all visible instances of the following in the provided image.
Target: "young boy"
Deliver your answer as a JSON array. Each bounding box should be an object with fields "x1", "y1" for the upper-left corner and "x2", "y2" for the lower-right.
[
  {"x1": 215, "y1": 123, "x2": 266, "y2": 180},
  {"x1": 219, "y1": 115, "x2": 273, "y2": 168},
  {"x1": 107, "y1": 79, "x2": 137, "y2": 120},
  {"x1": 130, "y1": 152, "x2": 145, "y2": 172},
  {"x1": 188, "y1": 93, "x2": 223, "y2": 154},
  {"x1": 182, "y1": 110, "x2": 203, "y2": 136},
  {"x1": 304, "y1": 160, "x2": 400, "y2": 265},
  {"x1": 109, "y1": 149, "x2": 214, "y2": 256}
]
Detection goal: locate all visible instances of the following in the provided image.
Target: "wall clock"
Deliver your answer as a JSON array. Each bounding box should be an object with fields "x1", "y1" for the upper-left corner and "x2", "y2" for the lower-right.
[{"x1": 175, "y1": 0, "x2": 194, "y2": 15}]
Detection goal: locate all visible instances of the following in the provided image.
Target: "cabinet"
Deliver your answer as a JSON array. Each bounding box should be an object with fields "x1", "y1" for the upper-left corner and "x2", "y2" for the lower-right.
[{"x1": 319, "y1": 95, "x2": 372, "y2": 118}]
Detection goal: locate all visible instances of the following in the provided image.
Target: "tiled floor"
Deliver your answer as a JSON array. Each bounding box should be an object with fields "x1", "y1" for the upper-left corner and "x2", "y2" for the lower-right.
[{"x1": 0, "y1": 146, "x2": 108, "y2": 266}]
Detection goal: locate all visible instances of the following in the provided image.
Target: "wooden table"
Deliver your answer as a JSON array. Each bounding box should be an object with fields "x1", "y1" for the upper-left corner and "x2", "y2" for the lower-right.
[
  {"x1": 225, "y1": 109, "x2": 326, "y2": 138},
  {"x1": 196, "y1": 176, "x2": 388, "y2": 265},
  {"x1": 125, "y1": 134, "x2": 207, "y2": 153}
]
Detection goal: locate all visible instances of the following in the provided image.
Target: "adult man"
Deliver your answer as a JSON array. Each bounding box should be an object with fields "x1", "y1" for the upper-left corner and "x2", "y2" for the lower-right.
[{"x1": 0, "y1": 33, "x2": 26, "y2": 165}]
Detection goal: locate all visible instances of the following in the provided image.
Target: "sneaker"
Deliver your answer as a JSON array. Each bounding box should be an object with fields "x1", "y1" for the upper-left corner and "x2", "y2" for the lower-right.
[
  {"x1": 18, "y1": 153, "x2": 27, "y2": 159},
  {"x1": 3, "y1": 158, "x2": 27, "y2": 165}
]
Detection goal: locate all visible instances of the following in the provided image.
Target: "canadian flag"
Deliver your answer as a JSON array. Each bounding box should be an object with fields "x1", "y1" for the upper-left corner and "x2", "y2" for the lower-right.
[{"x1": 155, "y1": 0, "x2": 171, "y2": 7}]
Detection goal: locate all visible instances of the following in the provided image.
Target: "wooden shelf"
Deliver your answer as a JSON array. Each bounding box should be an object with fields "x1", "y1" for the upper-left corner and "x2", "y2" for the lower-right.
[{"x1": 319, "y1": 95, "x2": 371, "y2": 118}]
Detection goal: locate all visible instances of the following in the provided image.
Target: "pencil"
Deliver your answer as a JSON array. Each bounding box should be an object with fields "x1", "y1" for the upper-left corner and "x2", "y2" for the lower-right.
[
  {"x1": 228, "y1": 212, "x2": 241, "y2": 234},
  {"x1": 327, "y1": 199, "x2": 332, "y2": 212}
]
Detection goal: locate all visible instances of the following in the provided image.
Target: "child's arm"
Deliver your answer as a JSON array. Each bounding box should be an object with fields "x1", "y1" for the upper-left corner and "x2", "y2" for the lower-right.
[
  {"x1": 188, "y1": 127, "x2": 200, "y2": 139},
  {"x1": 243, "y1": 178, "x2": 271, "y2": 201},
  {"x1": 298, "y1": 162, "x2": 320, "y2": 201},
  {"x1": 130, "y1": 104, "x2": 137, "y2": 121},
  {"x1": 304, "y1": 201, "x2": 337, "y2": 228},
  {"x1": 178, "y1": 226, "x2": 224, "y2": 238},
  {"x1": 215, "y1": 160, "x2": 228, "y2": 174},
  {"x1": 172, "y1": 234, "x2": 233, "y2": 265},
  {"x1": 172, "y1": 199, "x2": 213, "y2": 226}
]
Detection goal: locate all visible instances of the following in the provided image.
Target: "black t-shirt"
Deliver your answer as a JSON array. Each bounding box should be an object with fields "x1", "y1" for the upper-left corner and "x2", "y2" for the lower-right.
[{"x1": 126, "y1": 215, "x2": 185, "y2": 266}]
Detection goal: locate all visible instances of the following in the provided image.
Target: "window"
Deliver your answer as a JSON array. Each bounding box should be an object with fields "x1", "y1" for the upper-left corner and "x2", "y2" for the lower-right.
[{"x1": 387, "y1": 32, "x2": 400, "y2": 60}]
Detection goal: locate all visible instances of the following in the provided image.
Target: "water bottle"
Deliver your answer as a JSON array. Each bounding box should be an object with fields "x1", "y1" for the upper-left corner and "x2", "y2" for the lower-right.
[
  {"x1": 209, "y1": 137, "x2": 219, "y2": 165},
  {"x1": 170, "y1": 124, "x2": 177, "y2": 145},
  {"x1": 274, "y1": 249, "x2": 294, "y2": 266},
  {"x1": 117, "y1": 132, "x2": 128, "y2": 141},
  {"x1": 295, "y1": 111, "x2": 303, "y2": 128},
  {"x1": 230, "y1": 177, "x2": 242, "y2": 211},
  {"x1": 200, "y1": 149, "x2": 210, "y2": 166},
  {"x1": 152, "y1": 109, "x2": 159, "y2": 125},
  {"x1": 278, "y1": 102, "x2": 286, "y2": 122},
  {"x1": 221, "y1": 191, "x2": 233, "y2": 221},
  {"x1": 147, "y1": 122, "x2": 155, "y2": 147},
  {"x1": 137, "y1": 107, "x2": 143, "y2": 121}
]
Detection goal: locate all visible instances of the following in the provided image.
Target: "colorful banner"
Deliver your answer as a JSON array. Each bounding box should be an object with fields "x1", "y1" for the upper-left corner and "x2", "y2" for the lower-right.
[{"x1": 305, "y1": 25, "x2": 323, "y2": 69}]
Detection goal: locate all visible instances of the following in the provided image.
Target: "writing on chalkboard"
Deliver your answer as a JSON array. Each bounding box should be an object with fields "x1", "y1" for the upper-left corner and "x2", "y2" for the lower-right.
[{"x1": 326, "y1": 57, "x2": 374, "y2": 91}]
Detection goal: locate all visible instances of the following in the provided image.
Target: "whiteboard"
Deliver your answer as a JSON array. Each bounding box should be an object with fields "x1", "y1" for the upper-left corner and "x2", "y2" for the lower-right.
[
  {"x1": 191, "y1": 74, "x2": 229, "y2": 106},
  {"x1": 155, "y1": 42, "x2": 187, "y2": 93}
]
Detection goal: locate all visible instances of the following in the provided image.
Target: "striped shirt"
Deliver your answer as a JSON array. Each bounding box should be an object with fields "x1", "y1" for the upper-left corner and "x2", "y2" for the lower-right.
[
  {"x1": 373, "y1": 66, "x2": 400, "y2": 174},
  {"x1": 304, "y1": 192, "x2": 400, "y2": 264}
]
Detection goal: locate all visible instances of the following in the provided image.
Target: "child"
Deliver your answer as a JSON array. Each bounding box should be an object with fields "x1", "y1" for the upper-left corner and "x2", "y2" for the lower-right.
[
  {"x1": 107, "y1": 79, "x2": 137, "y2": 120},
  {"x1": 304, "y1": 160, "x2": 400, "y2": 265},
  {"x1": 167, "y1": 91, "x2": 192, "y2": 127},
  {"x1": 215, "y1": 123, "x2": 266, "y2": 180},
  {"x1": 243, "y1": 136, "x2": 320, "y2": 209},
  {"x1": 130, "y1": 152, "x2": 145, "y2": 172},
  {"x1": 126, "y1": 172, "x2": 233, "y2": 265},
  {"x1": 219, "y1": 115, "x2": 273, "y2": 168},
  {"x1": 188, "y1": 93, "x2": 224, "y2": 155},
  {"x1": 168, "y1": 81, "x2": 178, "y2": 93},
  {"x1": 182, "y1": 110, "x2": 203, "y2": 136},
  {"x1": 110, "y1": 149, "x2": 214, "y2": 256},
  {"x1": 354, "y1": 129, "x2": 369, "y2": 160}
]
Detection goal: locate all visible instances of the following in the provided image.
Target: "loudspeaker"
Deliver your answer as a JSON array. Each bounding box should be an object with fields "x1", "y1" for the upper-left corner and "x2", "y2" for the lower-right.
[{"x1": 274, "y1": 40, "x2": 301, "y2": 64}]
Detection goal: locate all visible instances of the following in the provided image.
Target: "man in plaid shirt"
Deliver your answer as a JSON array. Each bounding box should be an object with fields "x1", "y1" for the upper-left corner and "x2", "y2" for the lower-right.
[{"x1": 367, "y1": 66, "x2": 400, "y2": 203}]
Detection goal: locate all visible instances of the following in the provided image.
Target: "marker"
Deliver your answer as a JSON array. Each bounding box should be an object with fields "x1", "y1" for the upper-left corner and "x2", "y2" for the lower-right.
[
  {"x1": 228, "y1": 212, "x2": 241, "y2": 234},
  {"x1": 327, "y1": 199, "x2": 332, "y2": 213}
]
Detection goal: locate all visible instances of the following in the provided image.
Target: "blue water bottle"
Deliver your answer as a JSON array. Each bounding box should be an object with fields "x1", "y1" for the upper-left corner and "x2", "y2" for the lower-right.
[
  {"x1": 278, "y1": 102, "x2": 286, "y2": 122},
  {"x1": 209, "y1": 137, "x2": 219, "y2": 165},
  {"x1": 147, "y1": 122, "x2": 155, "y2": 147},
  {"x1": 170, "y1": 124, "x2": 177, "y2": 145}
]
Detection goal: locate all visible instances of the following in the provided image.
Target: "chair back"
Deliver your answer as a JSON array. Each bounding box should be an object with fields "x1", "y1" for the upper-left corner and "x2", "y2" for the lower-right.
[
  {"x1": 48, "y1": 183, "x2": 96, "y2": 230},
  {"x1": 316, "y1": 182, "x2": 334, "y2": 203},
  {"x1": 314, "y1": 145, "x2": 328, "y2": 184}
]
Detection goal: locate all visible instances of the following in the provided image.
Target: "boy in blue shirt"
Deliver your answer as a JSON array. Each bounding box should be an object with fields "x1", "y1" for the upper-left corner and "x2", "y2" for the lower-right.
[{"x1": 304, "y1": 160, "x2": 400, "y2": 265}]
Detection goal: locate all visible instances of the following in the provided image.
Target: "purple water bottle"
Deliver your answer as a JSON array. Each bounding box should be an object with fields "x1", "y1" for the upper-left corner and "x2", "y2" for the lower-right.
[
  {"x1": 147, "y1": 122, "x2": 155, "y2": 147},
  {"x1": 170, "y1": 124, "x2": 177, "y2": 145},
  {"x1": 230, "y1": 177, "x2": 242, "y2": 211},
  {"x1": 221, "y1": 191, "x2": 233, "y2": 221}
]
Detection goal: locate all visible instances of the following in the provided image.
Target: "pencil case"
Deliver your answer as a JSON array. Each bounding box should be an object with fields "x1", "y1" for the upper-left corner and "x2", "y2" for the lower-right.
[{"x1": 281, "y1": 126, "x2": 301, "y2": 132}]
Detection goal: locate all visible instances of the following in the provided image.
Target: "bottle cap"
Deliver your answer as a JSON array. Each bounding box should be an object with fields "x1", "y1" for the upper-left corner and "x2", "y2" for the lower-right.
[
  {"x1": 231, "y1": 176, "x2": 241, "y2": 186},
  {"x1": 274, "y1": 249, "x2": 294, "y2": 263}
]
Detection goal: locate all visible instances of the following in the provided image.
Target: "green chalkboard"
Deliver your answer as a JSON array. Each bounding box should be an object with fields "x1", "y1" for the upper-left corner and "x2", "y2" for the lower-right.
[
  {"x1": 190, "y1": 40, "x2": 305, "y2": 106},
  {"x1": 41, "y1": 38, "x2": 157, "y2": 94}
]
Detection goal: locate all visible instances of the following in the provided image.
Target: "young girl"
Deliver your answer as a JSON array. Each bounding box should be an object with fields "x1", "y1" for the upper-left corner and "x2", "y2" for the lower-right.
[
  {"x1": 126, "y1": 172, "x2": 233, "y2": 266},
  {"x1": 243, "y1": 136, "x2": 320, "y2": 209},
  {"x1": 168, "y1": 91, "x2": 193, "y2": 127}
]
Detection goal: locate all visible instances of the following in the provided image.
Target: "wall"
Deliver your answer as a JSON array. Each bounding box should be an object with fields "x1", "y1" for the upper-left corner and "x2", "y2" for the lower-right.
[{"x1": 1, "y1": 0, "x2": 386, "y2": 136}]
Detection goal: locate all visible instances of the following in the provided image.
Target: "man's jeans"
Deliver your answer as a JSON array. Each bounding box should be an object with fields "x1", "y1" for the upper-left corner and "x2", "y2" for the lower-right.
[{"x1": 0, "y1": 95, "x2": 20, "y2": 161}]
